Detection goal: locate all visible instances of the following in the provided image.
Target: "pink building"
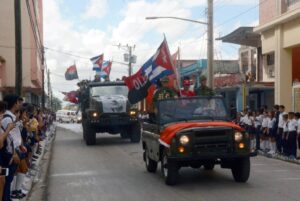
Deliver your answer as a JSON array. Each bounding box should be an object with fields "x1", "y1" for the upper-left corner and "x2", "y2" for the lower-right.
[{"x1": 0, "y1": 0, "x2": 43, "y2": 105}]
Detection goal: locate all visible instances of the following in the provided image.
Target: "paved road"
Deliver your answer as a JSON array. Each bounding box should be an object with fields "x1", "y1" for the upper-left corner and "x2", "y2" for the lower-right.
[{"x1": 47, "y1": 126, "x2": 300, "y2": 201}]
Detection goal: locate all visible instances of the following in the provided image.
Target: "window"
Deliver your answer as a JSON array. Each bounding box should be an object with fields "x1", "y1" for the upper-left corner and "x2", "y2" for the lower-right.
[
  {"x1": 266, "y1": 54, "x2": 274, "y2": 66},
  {"x1": 287, "y1": 0, "x2": 300, "y2": 7}
]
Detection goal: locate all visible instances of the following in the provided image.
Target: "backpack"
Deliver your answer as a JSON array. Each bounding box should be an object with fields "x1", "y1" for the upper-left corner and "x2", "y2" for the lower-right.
[{"x1": 0, "y1": 114, "x2": 14, "y2": 166}]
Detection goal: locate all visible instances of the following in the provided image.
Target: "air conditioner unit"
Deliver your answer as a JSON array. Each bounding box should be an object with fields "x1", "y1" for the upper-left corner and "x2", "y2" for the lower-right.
[{"x1": 268, "y1": 67, "x2": 275, "y2": 78}]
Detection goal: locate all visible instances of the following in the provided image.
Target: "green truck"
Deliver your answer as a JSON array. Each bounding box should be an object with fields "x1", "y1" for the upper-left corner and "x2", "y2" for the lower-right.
[
  {"x1": 80, "y1": 81, "x2": 141, "y2": 145},
  {"x1": 142, "y1": 96, "x2": 256, "y2": 185}
]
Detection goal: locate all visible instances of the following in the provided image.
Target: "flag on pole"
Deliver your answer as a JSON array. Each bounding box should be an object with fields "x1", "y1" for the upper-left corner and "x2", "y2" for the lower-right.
[
  {"x1": 95, "y1": 60, "x2": 112, "y2": 77},
  {"x1": 124, "y1": 37, "x2": 174, "y2": 104},
  {"x1": 61, "y1": 91, "x2": 78, "y2": 104},
  {"x1": 91, "y1": 54, "x2": 104, "y2": 70},
  {"x1": 65, "y1": 65, "x2": 79, "y2": 80}
]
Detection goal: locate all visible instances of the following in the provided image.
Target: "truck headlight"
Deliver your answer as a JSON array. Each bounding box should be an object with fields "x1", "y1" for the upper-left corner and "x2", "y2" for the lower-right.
[
  {"x1": 129, "y1": 110, "x2": 137, "y2": 116},
  {"x1": 179, "y1": 135, "x2": 189, "y2": 145},
  {"x1": 234, "y1": 132, "x2": 243, "y2": 142},
  {"x1": 92, "y1": 112, "x2": 98, "y2": 118}
]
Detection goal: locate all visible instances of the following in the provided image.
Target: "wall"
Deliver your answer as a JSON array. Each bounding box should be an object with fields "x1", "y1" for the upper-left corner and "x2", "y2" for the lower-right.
[{"x1": 259, "y1": 0, "x2": 277, "y2": 25}]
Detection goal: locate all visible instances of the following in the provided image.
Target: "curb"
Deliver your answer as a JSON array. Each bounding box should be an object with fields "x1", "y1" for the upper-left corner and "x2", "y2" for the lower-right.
[
  {"x1": 257, "y1": 151, "x2": 300, "y2": 165},
  {"x1": 17, "y1": 125, "x2": 57, "y2": 201}
]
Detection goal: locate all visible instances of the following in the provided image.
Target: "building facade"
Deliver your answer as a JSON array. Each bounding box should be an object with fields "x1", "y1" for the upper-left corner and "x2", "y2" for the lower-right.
[
  {"x1": 254, "y1": 0, "x2": 300, "y2": 111},
  {"x1": 0, "y1": 0, "x2": 43, "y2": 105}
]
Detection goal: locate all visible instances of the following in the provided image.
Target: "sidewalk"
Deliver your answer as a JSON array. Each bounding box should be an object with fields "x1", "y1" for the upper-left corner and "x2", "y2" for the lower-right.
[
  {"x1": 11, "y1": 125, "x2": 57, "y2": 201},
  {"x1": 257, "y1": 149, "x2": 300, "y2": 165}
]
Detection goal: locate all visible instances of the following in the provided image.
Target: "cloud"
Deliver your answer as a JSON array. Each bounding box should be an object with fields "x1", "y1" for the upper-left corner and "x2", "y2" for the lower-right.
[{"x1": 82, "y1": 0, "x2": 108, "y2": 20}]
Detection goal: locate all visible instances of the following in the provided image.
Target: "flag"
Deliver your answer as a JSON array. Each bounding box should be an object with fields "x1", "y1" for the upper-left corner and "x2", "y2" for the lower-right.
[
  {"x1": 91, "y1": 54, "x2": 104, "y2": 70},
  {"x1": 61, "y1": 91, "x2": 78, "y2": 104},
  {"x1": 65, "y1": 65, "x2": 79, "y2": 80},
  {"x1": 142, "y1": 38, "x2": 174, "y2": 84},
  {"x1": 125, "y1": 38, "x2": 174, "y2": 104},
  {"x1": 95, "y1": 60, "x2": 112, "y2": 77}
]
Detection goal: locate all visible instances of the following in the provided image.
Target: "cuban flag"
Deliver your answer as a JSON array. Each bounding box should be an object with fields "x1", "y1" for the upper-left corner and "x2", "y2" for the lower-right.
[
  {"x1": 95, "y1": 60, "x2": 112, "y2": 77},
  {"x1": 142, "y1": 38, "x2": 174, "y2": 84},
  {"x1": 64, "y1": 65, "x2": 79, "y2": 80},
  {"x1": 90, "y1": 54, "x2": 104, "y2": 70},
  {"x1": 124, "y1": 38, "x2": 175, "y2": 104}
]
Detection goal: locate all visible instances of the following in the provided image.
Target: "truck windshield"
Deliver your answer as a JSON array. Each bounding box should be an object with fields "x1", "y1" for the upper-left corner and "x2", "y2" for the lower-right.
[
  {"x1": 158, "y1": 97, "x2": 228, "y2": 125},
  {"x1": 91, "y1": 85, "x2": 129, "y2": 97}
]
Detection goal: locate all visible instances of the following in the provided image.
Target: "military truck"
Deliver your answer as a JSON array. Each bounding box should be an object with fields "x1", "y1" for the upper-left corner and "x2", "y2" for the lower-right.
[
  {"x1": 80, "y1": 81, "x2": 141, "y2": 145},
  {"x1": 142, "y1": 96, "x2": 256, "y2": 185}
]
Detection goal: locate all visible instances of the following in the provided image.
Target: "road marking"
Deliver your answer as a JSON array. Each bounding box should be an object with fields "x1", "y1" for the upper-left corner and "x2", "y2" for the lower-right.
[
  {"x1": 50, "y1": 171, "x2": 98, "y2": 177},
  {"x1": 256, "y1": 170, "x2": 288, "y2": 173},
  {"x1": 280, "y1": 178, "x2": 300, "y2": 181},
  {"x1": 252, "y1": 163, "x2": 266, "y2": 166}
]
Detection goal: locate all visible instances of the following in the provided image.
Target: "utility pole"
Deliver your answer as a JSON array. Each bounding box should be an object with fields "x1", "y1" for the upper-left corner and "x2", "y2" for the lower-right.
[
  {"x1": 47, "y1": 70, "x2": 51, "y2": 108},
  {"x1": 128, "y1": 46, "x2": 132, "y2": 76},
  {"x1": 207, "y1": 0, "x2": 214, "y2": 88},
  {"x1": 115, "y1": 44, "x2": 136, "y2": 77},
  {"x1": 15, "y1": 0, "x2": 22, "y2": 96}
]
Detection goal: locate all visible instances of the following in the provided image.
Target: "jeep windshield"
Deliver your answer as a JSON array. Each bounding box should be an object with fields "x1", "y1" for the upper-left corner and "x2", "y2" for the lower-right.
[
  {"x1": 91, "y1": 85, "x2": 129, "y2": 97},
  {"x1": 157, "y1": 97, "x2": 228, "y2": 125}
]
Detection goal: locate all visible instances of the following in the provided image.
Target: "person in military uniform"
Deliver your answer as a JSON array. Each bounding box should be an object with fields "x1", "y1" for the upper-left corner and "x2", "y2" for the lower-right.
[
  {"x1": 153, "y1": 76, "x2": 177, "y2": 104},
  {"x1": 194, "y1": 75, "x2": 215, "y2": 96}
]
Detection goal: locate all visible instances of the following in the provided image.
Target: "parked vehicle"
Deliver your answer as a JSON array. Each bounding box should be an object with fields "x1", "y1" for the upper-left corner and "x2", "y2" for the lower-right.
[{"x1": 56, "y1": 110, "x2": 78, "y2": 123}]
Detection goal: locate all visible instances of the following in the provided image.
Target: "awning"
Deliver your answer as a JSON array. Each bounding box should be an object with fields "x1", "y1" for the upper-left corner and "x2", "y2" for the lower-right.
[{"x1": 217, "y1": 27, "x2": 261, "y2": 48}]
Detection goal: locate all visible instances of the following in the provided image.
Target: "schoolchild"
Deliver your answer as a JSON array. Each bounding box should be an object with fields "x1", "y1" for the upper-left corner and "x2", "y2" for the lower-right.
[
  {"x1": 267, "y1": 111, "x2": 276, "y2": 154},
  {"x1": 245, "y1": 112, "x2": 255, "y2": 151},
  {"x1": 277, "y1": 105, "x2": 285, "y2": 153},
  {"x1": 296, "y1": 113, "x2": 300, "y2": 151},
  {"x1": 261, "y1": 111, "x2": 269, "y2": 151},
  {"x1": 286, "y1": 112, "x2": 297, "y2": 159},
  {"x1": 282, "y1": 113, "x2": 289, "y2": 156},
  {"x1": 254, "y1": 110, "x2": 263, "y2": 150}
]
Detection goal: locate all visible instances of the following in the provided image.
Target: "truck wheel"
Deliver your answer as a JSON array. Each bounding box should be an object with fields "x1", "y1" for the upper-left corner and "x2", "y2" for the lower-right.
[
  {"x1": 130, "y1": 124, "x2": 141, "y2": 143},
  {"x1": 82, "y1": 122, "x2": 87, "y2": 141},
  {"x1": 120, "y1": 129, "x2": 129, "y2": 139},
  {"x1": 204, "y1": 164, "x2": 215, "y2": 170},
  {"x1": 231, "y1": 157, "x2": 250, "y2": 183},
  {"x1": 144, "y1": 148, "x2": 157, "y2": 173},
  {"x1": 161, "y1": 150, "x2": 178, "y2": 186},
  {"x1": 86, "y1": 127, "x2": 96, "y2": 146}
]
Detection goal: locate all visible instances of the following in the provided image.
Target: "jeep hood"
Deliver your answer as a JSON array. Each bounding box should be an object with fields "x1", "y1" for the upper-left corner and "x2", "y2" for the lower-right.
[
  {"x1": 159, "y1": 121, "x2": 244, "y2": 147},
  {"x1": 95, "y1": 95, "x2": 128, "y2": 113}
]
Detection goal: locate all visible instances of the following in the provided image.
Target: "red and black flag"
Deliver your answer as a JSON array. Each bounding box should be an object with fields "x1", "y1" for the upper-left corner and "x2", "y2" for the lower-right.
[{"x1": 65, "y1": 65, "x2": 79, "y2": 80}]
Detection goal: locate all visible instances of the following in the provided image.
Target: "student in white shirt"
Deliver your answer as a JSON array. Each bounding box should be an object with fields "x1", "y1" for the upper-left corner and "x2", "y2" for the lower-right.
[
  {"x1": 261, "y1": 111, "x2": 269, "y2": 151},
  {"x1": 282, "y1": 113, "x2": 289, "y2": 156},
  {"x1": 254, "y1": 110, "x2": 263, "y2": 150},
  {"x1": 277, "y1": 105, "x2": 285, "y2": 154},
  {"x1": 286, "y1": 112, "x2": 297, "y2": 158},
  {"x1": 267, "y1": 111, "x2": 276, "y2": 154}
]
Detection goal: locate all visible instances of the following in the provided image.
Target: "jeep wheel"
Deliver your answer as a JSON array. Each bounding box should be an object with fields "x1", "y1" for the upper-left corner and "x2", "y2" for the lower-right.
[
  {"x1": 231, "y1": 157, "x2": 250, "y2": 183},
  {"x1": 82, "y1": 121, "x2": 88, "y2": 141},
  {"x1": 130, "y1": 124, "x2": 141, "y2": 143},
  {"x1": 204, "y1": 164, "x2": 215, "y2": 170},
  {"x1": 144, "y1": 147, "x2": 157, "y2": 173},
  {"x1": 161, "y1": 150, "x2": 178, "y2": 186},
  {"x1": 86, "y1": 127, "x2": 96, "y2": 146},
  {"x1": 120, "y1": 129, "x2": 129, "y2": 139}
]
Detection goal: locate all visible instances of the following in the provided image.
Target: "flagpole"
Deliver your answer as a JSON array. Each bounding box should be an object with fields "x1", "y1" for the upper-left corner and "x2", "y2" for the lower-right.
[{"x1": 176, "y1": 46, "x2": 182, "y2": 97}]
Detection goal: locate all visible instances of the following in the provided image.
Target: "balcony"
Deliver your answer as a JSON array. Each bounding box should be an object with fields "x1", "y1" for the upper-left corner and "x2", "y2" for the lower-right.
[{"x1": 285, "y1": 0, "x2": 300, "y2": 11}]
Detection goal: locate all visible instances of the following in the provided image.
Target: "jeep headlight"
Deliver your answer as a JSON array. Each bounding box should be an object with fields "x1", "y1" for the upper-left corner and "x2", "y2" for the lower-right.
[
  {"x1": 234, "y1": 131, "x2": 243, "y2": 142},
  {"x1": 179, "y1": 135, "x2": 189, "y2": 145}
]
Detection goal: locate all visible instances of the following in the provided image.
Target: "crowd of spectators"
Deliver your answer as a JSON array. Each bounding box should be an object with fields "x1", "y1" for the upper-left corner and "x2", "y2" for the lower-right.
[
  {"x1": 238, "y1": 105, "x2": 300, "y2": 160},
  {"x1": 0, "y1": 94, "x2": 54, "y2": 201}
]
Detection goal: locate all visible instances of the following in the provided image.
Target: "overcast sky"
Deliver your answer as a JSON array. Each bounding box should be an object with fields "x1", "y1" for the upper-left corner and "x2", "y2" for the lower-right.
[{"x1": 43, "y1": 0, "x2": 259, "y2": 101}]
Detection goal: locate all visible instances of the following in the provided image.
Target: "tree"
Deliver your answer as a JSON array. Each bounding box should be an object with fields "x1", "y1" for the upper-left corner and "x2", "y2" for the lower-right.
[{"x1": 52, "y1": 96, "x2": 62, "y2": 112}]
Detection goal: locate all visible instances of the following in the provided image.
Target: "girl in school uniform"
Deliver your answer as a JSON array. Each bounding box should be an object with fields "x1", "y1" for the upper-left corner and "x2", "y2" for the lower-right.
[
  {"x1": 254, "y1": 110, "x2": 263, "y2": 150},
  {"x1": 261, "y1": 111, "x2": 269, "y2": 151},
  {"x1": 286, "y1": 112, "x2": 297, "y2": 159},
  {"x1": 267, "y1": 111, "x2": 276, "y2": 154},
  {"x1": 245, "y1": 112, "x2": 255, "y2": 151},
  {"x1": 282, "y1": 113, "x2": 289, "y2": 156}
]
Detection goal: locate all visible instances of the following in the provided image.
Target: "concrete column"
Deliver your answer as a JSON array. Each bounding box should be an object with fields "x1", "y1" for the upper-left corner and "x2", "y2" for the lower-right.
[{"x1": 274, "y1": 25, "x2": 293, "y2": 111}]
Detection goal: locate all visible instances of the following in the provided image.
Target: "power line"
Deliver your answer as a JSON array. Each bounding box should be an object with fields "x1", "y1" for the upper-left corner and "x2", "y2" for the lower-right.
[{"x1": 216, "y1": 0, "x2": 267, "y2": 28}]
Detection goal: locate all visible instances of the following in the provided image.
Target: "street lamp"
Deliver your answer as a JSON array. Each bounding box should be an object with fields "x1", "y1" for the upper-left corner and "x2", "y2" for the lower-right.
[
  {"x1": 145, "y1": 16, "x2": 208, "y2": 25},
  {"x1": 145, "y1": 3, "x2": 214, "y2": 89}
]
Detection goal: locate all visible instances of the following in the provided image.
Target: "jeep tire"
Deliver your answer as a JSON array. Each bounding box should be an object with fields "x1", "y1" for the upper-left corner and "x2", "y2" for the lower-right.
[
  {"x1": 144, "y1": 147, "x2": 157, "y2": 173},
  {"x1": 130, "y1": 123, "x2": 141, "y2": 143},
  {"x1": 231, "y1": 157, "x2": 250, "y2": 183},
  {"x1": 85, "y1": 127, "x2": 96, "y2": 146},
  {"x1": 161, "y1": 150, "x2": 178, "y2": 186}
]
